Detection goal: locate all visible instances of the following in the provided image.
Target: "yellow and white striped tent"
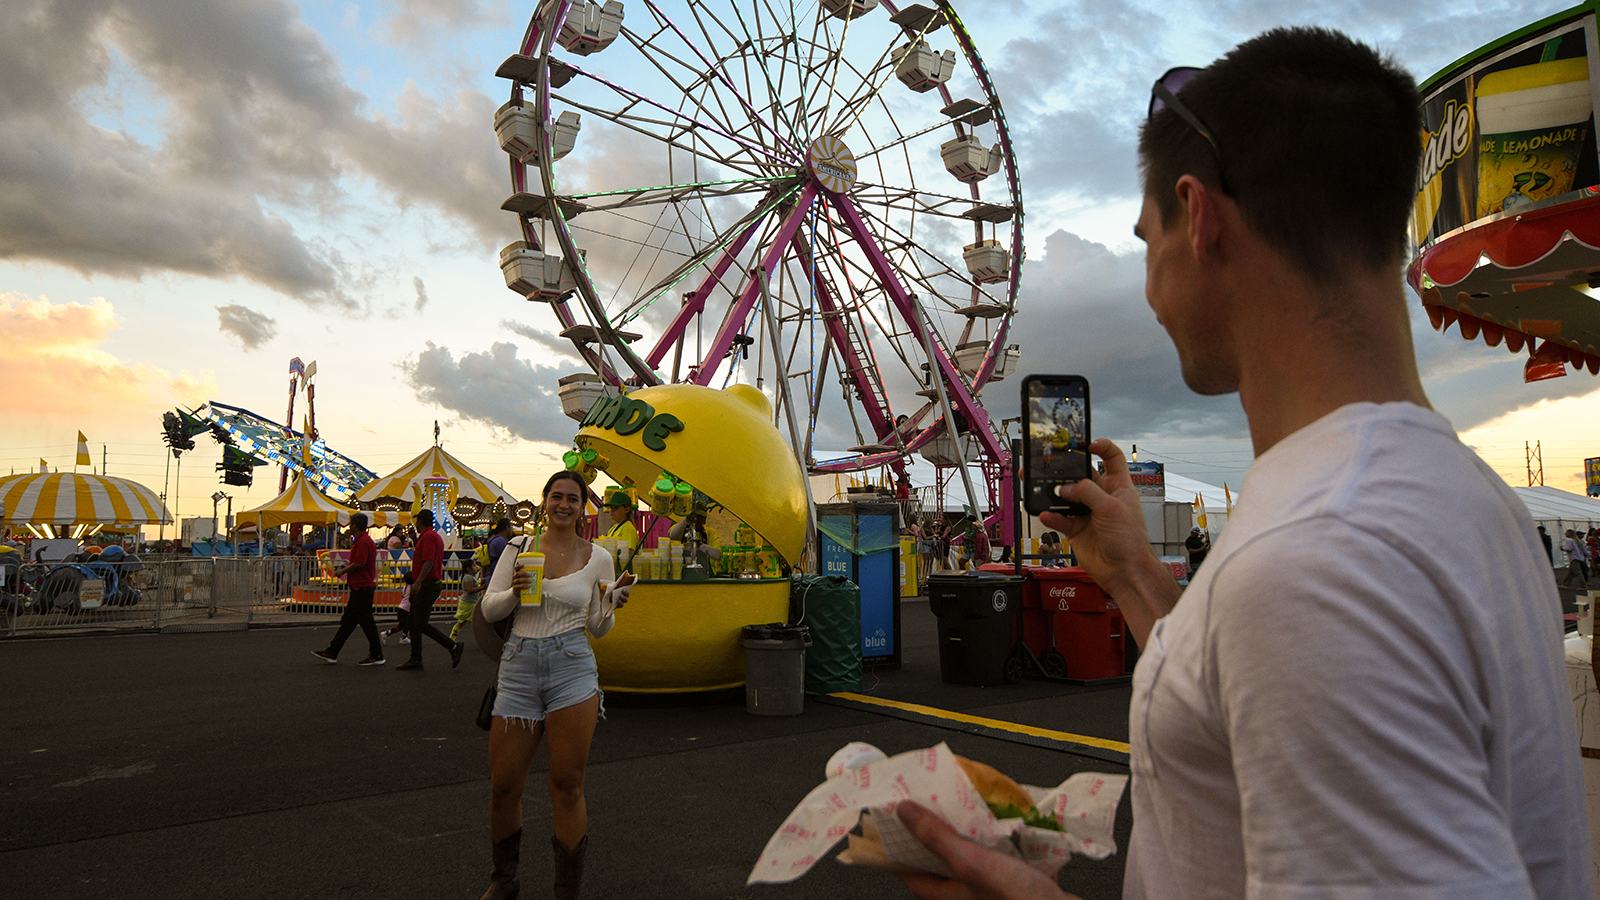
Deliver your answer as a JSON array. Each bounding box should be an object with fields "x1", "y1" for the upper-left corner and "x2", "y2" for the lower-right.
[
  {"x1": 354, "y1": 446, "x2": 515, "y2": 505},
  {"x1": 240, "y1": 474, "x2": 405, "y2": 530},
  {"x1": 0, "y1": 472, "x2": 171, "y2": 526}
]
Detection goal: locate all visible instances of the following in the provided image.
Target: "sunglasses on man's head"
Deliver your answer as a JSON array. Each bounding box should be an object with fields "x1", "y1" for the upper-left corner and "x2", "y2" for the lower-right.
[{"x1": 1148, "y1": 66, "x2": 1230, "y2": 194}]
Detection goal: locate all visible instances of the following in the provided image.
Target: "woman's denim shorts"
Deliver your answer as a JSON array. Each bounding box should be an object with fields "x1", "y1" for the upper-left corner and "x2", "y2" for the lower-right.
[{"x1": 494, "y1": 629, "x2": 604, "y2": 723}]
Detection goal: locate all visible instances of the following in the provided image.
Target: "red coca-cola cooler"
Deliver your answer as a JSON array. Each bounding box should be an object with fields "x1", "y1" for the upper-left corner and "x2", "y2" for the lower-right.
[{"x1": 1031, "y1": 566, "x2": 1127, "y2": 683}]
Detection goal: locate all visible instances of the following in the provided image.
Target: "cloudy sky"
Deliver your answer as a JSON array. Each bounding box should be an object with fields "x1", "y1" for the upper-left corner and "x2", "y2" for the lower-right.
[{"x1": 2, "y1": 0, "x2": 1596, "y2": 533}]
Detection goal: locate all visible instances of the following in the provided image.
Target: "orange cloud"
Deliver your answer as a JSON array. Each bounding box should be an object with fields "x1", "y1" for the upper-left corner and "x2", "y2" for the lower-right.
[{"x1": 0, "y1": 292, "x2": 214, "y2": 429}]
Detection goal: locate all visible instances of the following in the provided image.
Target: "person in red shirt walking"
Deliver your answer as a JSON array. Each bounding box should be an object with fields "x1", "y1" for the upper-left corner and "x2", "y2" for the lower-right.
[
  {"x1": 397, "y1": 509, "x2": 464, "y2": 671},
  {"x1": 312, "y1": 512, "x2": 385, "y2": 666}
]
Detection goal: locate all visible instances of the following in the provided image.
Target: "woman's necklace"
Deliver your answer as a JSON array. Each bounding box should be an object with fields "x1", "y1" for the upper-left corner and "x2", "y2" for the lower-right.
[{"x1": 543, "y1": 534, "x2": 583, "y2": 571}]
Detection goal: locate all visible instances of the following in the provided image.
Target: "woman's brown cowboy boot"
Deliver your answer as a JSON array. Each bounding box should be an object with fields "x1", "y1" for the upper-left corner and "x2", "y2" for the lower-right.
[
  {"x1": 551, "y1": 834, "x2": 587, "y2": 900},
  {"x1": 479, "y1": 828, "x2": 521, "y2": 900}
]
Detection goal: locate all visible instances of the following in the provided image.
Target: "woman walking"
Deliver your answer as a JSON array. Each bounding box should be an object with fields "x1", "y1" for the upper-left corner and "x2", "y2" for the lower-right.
[{"x1": 477, "y1": 470, "x2": 634, "y2": 900}]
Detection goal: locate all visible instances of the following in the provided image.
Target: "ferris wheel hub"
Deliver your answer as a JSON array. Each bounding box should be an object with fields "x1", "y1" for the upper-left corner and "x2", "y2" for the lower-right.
[{"x1": 807, "y1": 136, "x2": 858, "y2": 194}]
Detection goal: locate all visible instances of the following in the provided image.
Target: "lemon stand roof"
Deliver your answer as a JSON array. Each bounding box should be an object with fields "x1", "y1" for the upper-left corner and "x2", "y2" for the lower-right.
[
  {"x1": 0, "y1": 472, "x2": 172, "y2": 526},
  {"x1": 353, "y1": 445, "x2": 516, "y2": 505},
  {"x1": 576, "y1": 384, "x2": 808, "y2": 564}
]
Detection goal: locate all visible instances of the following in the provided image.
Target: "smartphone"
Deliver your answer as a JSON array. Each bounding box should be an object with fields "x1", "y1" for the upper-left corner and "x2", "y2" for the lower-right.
[{"x1": 1021, "y1": 374, "x2": 1091, "y2": 517}]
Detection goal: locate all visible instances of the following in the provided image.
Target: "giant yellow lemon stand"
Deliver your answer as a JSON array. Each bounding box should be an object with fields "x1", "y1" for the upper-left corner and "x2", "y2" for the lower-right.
[{"x1": 574, "y1": 383, "x2": 808, "y2": 693}]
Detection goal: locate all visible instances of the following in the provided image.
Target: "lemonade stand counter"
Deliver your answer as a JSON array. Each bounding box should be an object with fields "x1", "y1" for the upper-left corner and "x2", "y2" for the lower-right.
[{"x1": 574, "y1": 383, "x2": 808, "y2": 693}]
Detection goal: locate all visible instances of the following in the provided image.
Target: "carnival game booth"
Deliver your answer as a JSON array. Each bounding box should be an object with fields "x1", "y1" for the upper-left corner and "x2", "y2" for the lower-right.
[
  {"x1": 573, "y1": 383, "x2": 808, "y2": 694},
  {"x1": 240, "y1": 475, "x2": 425, "y2": 610},
  {"x1": 354, "y1": 444, "x2": 531, "y2": 529}
]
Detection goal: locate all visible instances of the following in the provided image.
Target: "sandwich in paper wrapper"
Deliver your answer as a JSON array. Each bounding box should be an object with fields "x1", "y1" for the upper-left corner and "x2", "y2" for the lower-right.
[{"x1": 747, "y1": 741, "x2": 1126, "y2": 884}]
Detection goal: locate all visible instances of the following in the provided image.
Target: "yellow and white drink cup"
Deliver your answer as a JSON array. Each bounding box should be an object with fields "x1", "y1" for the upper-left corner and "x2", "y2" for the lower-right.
[
  {"x1": 517, "y1": 551, "x2": 545, "y2": 606},
  {"x1": 1476, "y1": 57, "x2": 1592, "y2": 217}
]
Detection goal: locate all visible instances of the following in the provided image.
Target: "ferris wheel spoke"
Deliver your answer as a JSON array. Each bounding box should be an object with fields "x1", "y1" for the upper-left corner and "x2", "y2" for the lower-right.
[
  {"x1": 568, "y1": 175, "x2": 792, "y2": 214},
  {"x1": 626, "y1": 36, "x2": 785, "y2": 168},
  {"x1": 848, "y1": 180, "x2": 998, "y2": 219},
  {"x1": 677, "y1": 1, "x2": 789, "y2": 161},
  {"x1": 639, "y1": 0, "x2": 801, "y2": 164},
  {"x1": 552, "y1": 75, "x2": 787, "y2": 173},
  {"x1": 687, "y1": 182, "x2": 820, "y2": 385},
  {"x1": 800, "y1": 7, "x2": 849, "y2": 139},
  {"x1": 642, "y1": 210, "x2": 775, "y2": 368},
  {"x1": 617, "y1": 14, "x2": 764, "y2": 155},
  {"x1": 699, "y1": 0, "x2": 806, "y2": 148},
  {"x1": 785, "y1": 227, "x2": 898, "y2": 442},
  {"x1": 816, "y1": 8, "x2": 948, "y2": 139},
  {"x1": 750, "y1": 0, "x2": 839, "y2": 151},
  {"x1": 847, "y1": 199, "x2": 1010, "y2": 310},
  {"x1": 848, "y1": 113, "x2": 968, "y2": 166},
  {"x1": 823, "y1": 190, "x2": 1006, "y2": 460},
  {"x1": 614, "y1": 182, "x2": 800, "y2": 331}
]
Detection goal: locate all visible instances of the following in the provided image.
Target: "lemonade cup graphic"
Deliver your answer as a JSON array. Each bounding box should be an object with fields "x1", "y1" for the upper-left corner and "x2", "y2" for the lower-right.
[{"x1": 1476, "y1": 56, "x2": 1593, "y2": 217}]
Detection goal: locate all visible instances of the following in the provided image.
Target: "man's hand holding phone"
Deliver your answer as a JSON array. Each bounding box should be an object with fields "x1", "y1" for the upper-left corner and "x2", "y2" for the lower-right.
[{"x1": 1041, "y1": 437, "x2": 1179, "y2": 648}]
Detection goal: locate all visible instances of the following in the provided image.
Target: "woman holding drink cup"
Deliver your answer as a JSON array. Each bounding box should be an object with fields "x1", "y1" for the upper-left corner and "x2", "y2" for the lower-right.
[{"x1": 477, "y1": 470, "x2": 635, "y2": 900}]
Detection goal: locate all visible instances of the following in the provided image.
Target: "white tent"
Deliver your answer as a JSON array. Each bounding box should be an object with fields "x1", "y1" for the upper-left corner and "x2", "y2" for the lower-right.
[
  {"x1": 1164, "y1": 472, "x2": 1233, "y2": 519},
  {"x1": 1511, "y1": 486, "x2": 1600, "y2": 567}
]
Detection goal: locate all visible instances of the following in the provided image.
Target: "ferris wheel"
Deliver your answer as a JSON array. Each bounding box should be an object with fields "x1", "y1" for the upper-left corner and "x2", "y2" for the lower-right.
[{"x1": 494, "y1": 0, "x2": 1022, "y2": 511}]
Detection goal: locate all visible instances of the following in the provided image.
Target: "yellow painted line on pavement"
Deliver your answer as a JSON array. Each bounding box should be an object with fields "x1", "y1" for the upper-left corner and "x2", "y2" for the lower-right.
[{"x1": 826, "y1": 692, "x2": 1132, "y2": 755}]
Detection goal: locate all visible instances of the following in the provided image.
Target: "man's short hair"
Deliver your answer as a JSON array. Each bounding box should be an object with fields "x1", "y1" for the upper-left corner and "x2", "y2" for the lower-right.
[
  {"x1": 493, "y1": 517, "x2": 513, "y2": 535},
  {"x1": 349, "y1": 512, "x2": 368, "y2": 530},
  {"x1": 1139, "y1": 27, "x2": 1421, "y2": 283},
  {"x1": 416, "y1": 509, "x2": 434, "y2": 527}
]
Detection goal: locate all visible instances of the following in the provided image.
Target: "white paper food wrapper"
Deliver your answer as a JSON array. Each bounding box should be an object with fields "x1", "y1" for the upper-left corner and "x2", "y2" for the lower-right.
[{"x1": 747, "y1": 741, "x2": 1126, "y2": 885}]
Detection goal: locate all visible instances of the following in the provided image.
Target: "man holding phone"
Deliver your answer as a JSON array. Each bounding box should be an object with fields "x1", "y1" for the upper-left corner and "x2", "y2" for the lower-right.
[{"x1": 897, "y1": 26, "x2": 1589, "y2": 900}]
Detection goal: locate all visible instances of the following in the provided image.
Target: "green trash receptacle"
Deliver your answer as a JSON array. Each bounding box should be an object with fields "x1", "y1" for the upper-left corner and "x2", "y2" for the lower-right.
[
  {"x1": 927, "y1": 572, "x2": 1022, "y2": 686},
  {"x1": 741, "y1": 623, "x2": 812, "y2": 716}
]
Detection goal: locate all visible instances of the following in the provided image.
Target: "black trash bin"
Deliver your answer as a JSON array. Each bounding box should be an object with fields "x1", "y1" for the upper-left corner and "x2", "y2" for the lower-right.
[
  {"x1": 741, "y1": 623, "x2": 812, "y2": 716},
  {"x1": 927, "y1": 572, "x2": 1023, "y2": 686}
]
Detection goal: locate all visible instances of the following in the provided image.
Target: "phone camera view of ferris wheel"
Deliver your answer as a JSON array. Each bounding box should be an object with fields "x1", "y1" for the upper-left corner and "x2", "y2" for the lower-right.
[
  {"x1": 493, "y1": 0, "x2": 1021, "y2": 487},
  {"x1": 1028, "y1": 389, "x2": 1086, "y2": 482}
]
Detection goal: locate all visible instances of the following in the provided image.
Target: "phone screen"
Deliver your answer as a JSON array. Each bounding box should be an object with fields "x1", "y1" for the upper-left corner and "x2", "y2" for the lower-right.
[{"x1": 1023, "y1": 375, "x2": 1090, "y2": 514}]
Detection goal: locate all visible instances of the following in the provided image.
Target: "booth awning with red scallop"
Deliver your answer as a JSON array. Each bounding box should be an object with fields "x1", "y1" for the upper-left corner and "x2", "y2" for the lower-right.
[{"x1": 1408, "y1": 192, "x2": 1600, "y2": 382}]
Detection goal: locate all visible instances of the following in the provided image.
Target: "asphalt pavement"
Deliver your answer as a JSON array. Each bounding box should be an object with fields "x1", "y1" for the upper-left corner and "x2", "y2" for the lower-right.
[{"x1": 0, "y1": 598, "x2": 1133, "y2": 900}]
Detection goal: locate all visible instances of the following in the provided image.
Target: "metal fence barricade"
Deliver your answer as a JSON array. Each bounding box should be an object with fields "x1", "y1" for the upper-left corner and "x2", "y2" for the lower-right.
[{"x1": 0, "y1": 550, "x2": 475, "y2": 637}]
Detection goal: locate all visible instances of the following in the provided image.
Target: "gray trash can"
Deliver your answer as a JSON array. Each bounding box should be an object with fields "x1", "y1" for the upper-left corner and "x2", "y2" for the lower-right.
[{"x1": 741, "y1": 623, "x2": 812, "y2": 716}]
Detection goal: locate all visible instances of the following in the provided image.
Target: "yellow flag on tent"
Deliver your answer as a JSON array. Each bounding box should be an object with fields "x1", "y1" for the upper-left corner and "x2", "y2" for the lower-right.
[
  {"x1": 1224, "y1": 482, "x2": 1233, "y2": 513},
  {"x1": 39, "y1": 459, "x2": 49, "y2": 472},
  {"x1": 1195, "y1": 492, "x2": 1208, "y2": 528},
  {"x1": 76, "y1": 431, "x2": 92, "y2": 468}
]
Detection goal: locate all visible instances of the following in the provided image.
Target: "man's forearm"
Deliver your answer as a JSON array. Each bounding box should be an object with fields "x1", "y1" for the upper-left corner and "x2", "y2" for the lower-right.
[{"x1": 1101, "y1": 552, "x2": 1182, "y2": 648}]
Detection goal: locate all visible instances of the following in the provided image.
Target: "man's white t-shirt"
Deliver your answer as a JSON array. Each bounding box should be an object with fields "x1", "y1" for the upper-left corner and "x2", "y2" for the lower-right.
[{"x1": 1124, "y1": 403, "x2": 1589, "y2": 899}]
